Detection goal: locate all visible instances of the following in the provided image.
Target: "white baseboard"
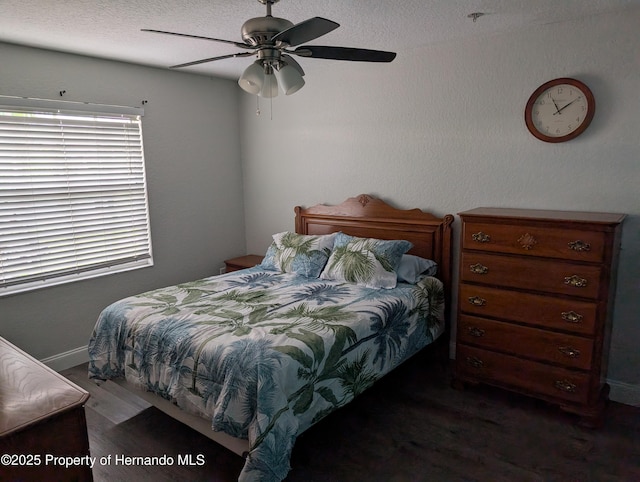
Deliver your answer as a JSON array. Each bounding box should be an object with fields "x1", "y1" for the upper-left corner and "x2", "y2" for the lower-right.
[
  {"x1": 41, "y1": 345, "x2": 90, "y2": 372},
  {"x1": 608, "y1": 379, "x2": 640, "y2": 407}
]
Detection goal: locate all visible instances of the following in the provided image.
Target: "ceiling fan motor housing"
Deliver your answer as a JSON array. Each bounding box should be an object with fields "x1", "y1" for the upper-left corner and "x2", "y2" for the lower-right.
[{"x1": 241, "y1": 16, "x2": 293, "y2": 46}]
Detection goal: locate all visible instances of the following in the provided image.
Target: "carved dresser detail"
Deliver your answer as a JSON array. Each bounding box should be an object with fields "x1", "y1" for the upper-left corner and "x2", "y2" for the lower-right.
[{"x1": 454, "y1": 207, "x2": 625, "y2": 427}]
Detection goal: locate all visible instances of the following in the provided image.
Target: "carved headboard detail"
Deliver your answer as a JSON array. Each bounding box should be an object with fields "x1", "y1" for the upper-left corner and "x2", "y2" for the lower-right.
[{"x1": 294, "y1": 194, "x2": 454, "y2": 315}]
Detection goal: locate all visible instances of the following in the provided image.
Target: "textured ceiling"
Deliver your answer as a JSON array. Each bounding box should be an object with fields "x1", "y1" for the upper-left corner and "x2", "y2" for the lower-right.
[{"x1": 1, "y1": 0, "x2": 638, "y2": 80}]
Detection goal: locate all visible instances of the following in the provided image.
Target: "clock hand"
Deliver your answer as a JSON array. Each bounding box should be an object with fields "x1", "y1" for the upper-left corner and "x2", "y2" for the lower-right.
[
  {"x1": 550, "y1": 97, "x2": 561, "y2": 114},
  {"x1": 553, "y1": 96, "x2": 581, "y2": 115}
]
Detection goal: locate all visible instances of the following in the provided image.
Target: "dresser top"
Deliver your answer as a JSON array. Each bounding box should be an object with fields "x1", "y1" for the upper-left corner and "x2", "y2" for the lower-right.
[
  {"x1": 458, "y1": 207, "x2": 625, "y2": 225},
  {"x1": 0, "y1": 337, "x2": 89, "y2": 436}
]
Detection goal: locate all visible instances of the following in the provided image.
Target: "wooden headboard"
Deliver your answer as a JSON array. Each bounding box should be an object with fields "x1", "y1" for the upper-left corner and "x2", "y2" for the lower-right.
[{"x1": 295, "y1": 194, "x2": 454, "y2": 310}]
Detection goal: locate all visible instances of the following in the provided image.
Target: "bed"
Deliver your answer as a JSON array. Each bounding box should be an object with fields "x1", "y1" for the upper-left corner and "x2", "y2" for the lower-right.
[{"x1": 88, "y1": 194, "x2": 453, "y2": 481}]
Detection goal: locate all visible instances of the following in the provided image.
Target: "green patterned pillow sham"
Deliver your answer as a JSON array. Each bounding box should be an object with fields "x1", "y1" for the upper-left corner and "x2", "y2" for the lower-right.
[
  {"x1": 319, "y1": 233, "x2": 412, "y2": 289},
  {"x1": 260, "y1": 231, "x2": 337, "y2": 277}
]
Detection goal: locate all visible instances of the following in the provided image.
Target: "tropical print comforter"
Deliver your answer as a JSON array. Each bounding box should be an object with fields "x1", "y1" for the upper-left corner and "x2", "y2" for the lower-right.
[{"x1": 88, "y1": 266, "x2": 445, "y2": 481}]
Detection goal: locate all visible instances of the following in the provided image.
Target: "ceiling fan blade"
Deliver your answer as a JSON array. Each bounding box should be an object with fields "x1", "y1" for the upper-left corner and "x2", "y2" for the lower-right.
[
  {"x1": 272, "y1": 17, "x2": 339, "y2": 47},
  {"x1": 281, "y1": 54, "x2": 305, "y2": 76},
  {"x1": 170, "y1": 51, "x2": 254, "y2": 69},
  {"x1": 293, "y1": 46, "x2": 396, "y2": 62},
  {"x1": 142, "y1": 29, "x2": 252, "y2": 49}
]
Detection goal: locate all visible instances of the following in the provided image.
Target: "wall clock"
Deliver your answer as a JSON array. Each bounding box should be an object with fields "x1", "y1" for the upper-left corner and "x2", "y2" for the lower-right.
[{"x1": 524, "y1": 78, "x2": 595, "y2": 143}]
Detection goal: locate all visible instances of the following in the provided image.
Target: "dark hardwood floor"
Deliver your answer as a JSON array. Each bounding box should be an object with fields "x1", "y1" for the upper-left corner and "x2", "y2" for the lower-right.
[{"x1": 61, "y1": 351, "x2": 640, "y2": 481}]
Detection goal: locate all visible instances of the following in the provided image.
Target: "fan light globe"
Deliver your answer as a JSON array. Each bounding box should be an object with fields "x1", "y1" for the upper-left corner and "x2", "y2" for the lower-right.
[
  {"x1": 259, "y1": 73, "x2": 279, "y2": 98},
  {"x1": 275, "y1": 64, "x2": 305, "y2": 95},
  {"x1": 238, "y1": 61, "x2": 264, "y2": 95}
]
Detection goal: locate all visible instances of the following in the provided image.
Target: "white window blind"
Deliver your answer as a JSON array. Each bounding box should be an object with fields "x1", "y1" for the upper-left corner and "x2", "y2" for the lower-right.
[{"x1": 0, "y1": 97, "x2": 153, "y2": 296}]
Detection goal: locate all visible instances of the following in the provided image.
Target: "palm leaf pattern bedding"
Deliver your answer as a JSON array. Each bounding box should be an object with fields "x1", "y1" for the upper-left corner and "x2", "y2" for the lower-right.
[{"x1": 88, "y1": 266, "x2": 445, "y2": 481}]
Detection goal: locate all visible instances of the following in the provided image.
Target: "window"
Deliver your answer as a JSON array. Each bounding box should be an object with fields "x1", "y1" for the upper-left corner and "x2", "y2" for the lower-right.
[{"x1": 0, "y1": 96, "x2": 153, "y2": 296}]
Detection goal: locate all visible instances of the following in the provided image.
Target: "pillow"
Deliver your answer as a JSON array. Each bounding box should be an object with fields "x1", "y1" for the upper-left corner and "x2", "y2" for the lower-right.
[
  {"x1": 260, "y1": 243, "x2": 278, "y2": 270},
  {"x1": 260, "y1": 231, "x2": 337, "y2": 278},
  {"x1": 396, "y1": 254, "x2": 438, "y2": 284},
  {"x1": 319, "y1": 233, "x2": 412, "y2": 289}
]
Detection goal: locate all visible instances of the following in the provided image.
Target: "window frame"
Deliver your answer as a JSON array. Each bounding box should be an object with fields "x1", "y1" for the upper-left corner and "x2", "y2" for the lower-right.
[{"x1": 0, "y1": 96, "x2": 153, "y2": 296}]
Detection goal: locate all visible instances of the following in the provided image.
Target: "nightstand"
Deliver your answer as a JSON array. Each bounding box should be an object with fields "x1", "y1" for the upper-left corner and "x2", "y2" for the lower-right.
[{"x1": 224, "y1": 254, "x2": 264, "y2": 273}]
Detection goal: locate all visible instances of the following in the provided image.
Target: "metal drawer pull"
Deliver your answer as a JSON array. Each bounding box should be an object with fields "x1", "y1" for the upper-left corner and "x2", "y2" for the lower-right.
[
  {"x1": 472, "y1": 232, "x2": 491, "y2": 243},
  {"x1": 561, "y1": 311, "x2": 584, "y2": 323},
  {"x1": 554, "y1": 379, "x2": 577, "y2": 393},
  {"x1": 466, "y1": 326, "x2": 485, "y2": 337},
  {"x1": 568, "y1": 240, "x2": 591, "y2": 252},
  {"x1": 466, "y1": 356, "x2": 484, "y2": 368},
  {"x1": 470, "y1": 263, "x2": 489, "y2": 275},
  {"x1": 564, "y1": 275, "x2": 588, "y2": 288},
  {"x1": 558, "y1": 346, "x2": 581, "y2": 358},
  {"x1": 468, "y1": 296, "x2": 486, "y2": 306}
]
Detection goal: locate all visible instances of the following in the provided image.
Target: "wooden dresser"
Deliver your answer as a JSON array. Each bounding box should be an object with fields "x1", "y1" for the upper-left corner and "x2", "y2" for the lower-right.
[
  {"x1": 454, "y1": 207, "x2": 624, "y2": 426},
  {"x1": 0, "y1": 336, "x2": 92, "y2": 481}
]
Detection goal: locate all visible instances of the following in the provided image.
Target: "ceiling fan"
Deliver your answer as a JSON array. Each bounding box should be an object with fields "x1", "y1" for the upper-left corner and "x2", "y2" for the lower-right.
[{"x1": 142, "y1": 0, "x2": 396, "y2": 97}]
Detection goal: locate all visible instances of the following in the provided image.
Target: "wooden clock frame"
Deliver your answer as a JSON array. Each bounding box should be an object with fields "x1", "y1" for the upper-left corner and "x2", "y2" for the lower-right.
[{"x1": 524, "y1": 77, "x2": 595, "y2": 143}]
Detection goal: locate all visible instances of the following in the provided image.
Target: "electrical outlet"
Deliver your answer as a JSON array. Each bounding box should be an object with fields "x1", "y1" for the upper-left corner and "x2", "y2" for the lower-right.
[{"x1": 219, "y1": 266, "x2": 226, "y2": 275}]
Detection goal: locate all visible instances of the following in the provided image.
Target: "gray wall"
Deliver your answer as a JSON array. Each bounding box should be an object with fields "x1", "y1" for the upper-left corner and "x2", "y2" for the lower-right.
[
  {"x1": 239, "y1": 8, "x2": 640, "y2": 404},
  {"x1": 0, "y1": 43, "x2": 246, "y2": 362}
]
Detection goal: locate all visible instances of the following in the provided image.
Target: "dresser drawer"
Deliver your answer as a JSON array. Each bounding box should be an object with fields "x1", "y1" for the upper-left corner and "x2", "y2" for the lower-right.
[
  {"x1": 456, "y1": 345, "x2": 591, "y2": 404},
  {"x1": 459, "y1": 284, "x2": 598, "y2": 335},
  {"x1": 462, "y1": 221, "x2": 606, "y2": 263},
  {"x1": 458, "y1": 314, "x2": 594, "y2": 370},
  {"x1": 461, "y1": 252, "x2": 602, "y2": 299}
]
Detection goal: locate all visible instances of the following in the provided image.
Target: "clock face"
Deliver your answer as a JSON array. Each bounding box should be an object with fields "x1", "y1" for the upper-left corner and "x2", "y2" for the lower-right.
[{"x1": 525, "y1": 78, "x2": 595, "y2": 143}]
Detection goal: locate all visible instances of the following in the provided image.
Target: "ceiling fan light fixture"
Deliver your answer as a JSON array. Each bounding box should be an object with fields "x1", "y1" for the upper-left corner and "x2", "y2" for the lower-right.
[
  {"x1": 274, "y1": 63, "x2": 305, "y2": 95},
  {"x1": 259, "y1": 66, "x2": 279, "y2": 98},
  {"x1": 238, "y1": 61, "x2": 264, "y2": 95},
  {"x1": 145, "y1": 0, "x2": 397, "y2": 99}
]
